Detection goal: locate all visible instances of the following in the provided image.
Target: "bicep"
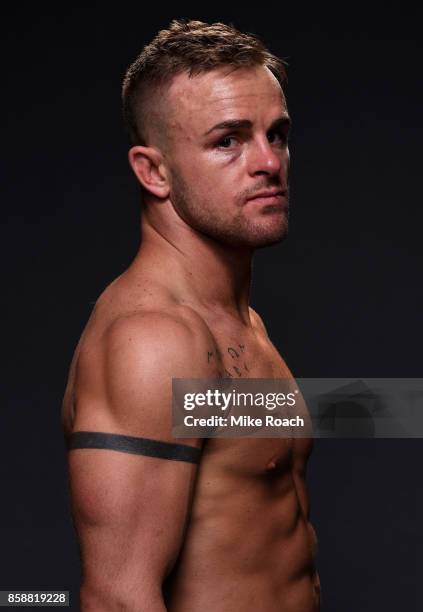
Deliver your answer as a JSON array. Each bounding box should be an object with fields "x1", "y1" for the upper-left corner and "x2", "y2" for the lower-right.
[
  {"x1": 69, "y1": 447, "x2": 198, "y2": 587},
  {"x1": 67, "y1": 314, "x2": 209, "y2": 595}
]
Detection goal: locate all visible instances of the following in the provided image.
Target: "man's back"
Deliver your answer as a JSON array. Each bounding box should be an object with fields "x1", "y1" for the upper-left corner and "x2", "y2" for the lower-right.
[{"x1": 63, "y1": 264, "x2": 320, "y2": 611}]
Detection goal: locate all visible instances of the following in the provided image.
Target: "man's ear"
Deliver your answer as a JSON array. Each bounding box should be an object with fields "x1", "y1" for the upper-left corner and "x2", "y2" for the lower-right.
[{"x1": 128, "y1": 146, "x2": 170, "y2": 199}]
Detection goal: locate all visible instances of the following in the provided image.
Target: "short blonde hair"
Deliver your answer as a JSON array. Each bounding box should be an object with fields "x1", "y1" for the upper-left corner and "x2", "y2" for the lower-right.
[{"x1": 122, "y1": 19, "x2": 286, "y2": 145}]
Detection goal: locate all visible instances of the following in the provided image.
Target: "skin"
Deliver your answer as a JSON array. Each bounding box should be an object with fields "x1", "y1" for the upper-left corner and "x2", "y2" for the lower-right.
[{"x1": 63, "y1": 64, "x2": 320, "y2": 611}]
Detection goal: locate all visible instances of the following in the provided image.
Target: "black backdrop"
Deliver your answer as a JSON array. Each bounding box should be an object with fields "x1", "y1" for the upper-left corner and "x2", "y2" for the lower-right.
[{"x1": 3, "y1": 2, "x2": 422, "y2": 610}]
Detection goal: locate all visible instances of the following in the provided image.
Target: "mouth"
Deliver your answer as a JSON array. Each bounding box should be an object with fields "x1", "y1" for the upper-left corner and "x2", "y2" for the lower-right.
[{"x1": 246, "y1": 189, "x2": 288, "y2": 207}]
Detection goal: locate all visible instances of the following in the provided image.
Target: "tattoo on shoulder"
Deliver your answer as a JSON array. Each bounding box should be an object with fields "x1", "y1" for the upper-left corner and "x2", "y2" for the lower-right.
[{"x1": 207, "y1": 343, "x2": 250, "y2": 378}]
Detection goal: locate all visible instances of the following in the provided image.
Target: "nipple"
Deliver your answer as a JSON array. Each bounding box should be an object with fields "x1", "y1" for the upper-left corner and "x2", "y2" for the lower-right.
[{"x1": 266, "y1": 459, "x2": 277, "y2": 471}]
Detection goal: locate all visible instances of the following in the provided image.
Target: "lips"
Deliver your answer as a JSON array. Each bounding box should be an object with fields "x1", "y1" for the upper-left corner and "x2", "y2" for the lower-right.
[
  {"x1": 246, "y1": 189, "x2": 288, "y2": 208},
  {"x1": 248, "y1": 189, "x2": 285, "y2": 200}
]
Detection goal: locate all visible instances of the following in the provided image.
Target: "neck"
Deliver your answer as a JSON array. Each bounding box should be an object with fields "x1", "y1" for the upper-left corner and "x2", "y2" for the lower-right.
[{"x1": 133, "y1": 205, "x2": 253, "y2": 324}]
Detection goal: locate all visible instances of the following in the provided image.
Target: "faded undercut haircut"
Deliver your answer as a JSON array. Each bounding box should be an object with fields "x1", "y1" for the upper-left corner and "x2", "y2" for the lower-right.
[{"x1": 122, "y1": 19, "x2": 287, "y2": 146}]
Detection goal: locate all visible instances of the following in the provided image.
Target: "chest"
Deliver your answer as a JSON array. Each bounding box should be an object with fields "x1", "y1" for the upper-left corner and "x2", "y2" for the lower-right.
[
  {"x1": 204, "y1": 322, "x2": 290, "y2": 380},
  {"x1": 195, "y1": 314, "x2": 310, "y2": 474},
  {"x1": 202, "y1": 435, "x2": 312, "y2": 479}
]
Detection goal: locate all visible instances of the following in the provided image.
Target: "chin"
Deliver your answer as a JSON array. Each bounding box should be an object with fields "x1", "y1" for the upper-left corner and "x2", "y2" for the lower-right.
[
  {"x1": 220, "y1": 224, "x2": 289, "y2": 249},
  {"x1": 246, "y1": 218, "x2": 289, "y2": 248},
  {"x1": 248, "y1": 231, "x2": 288, "y2": 248},
  {"x1": 190, "y1": 212, "x2": 288, "y2": 249},
  {"x1": 240, "y1": 205, "x2": 289, "y2": 247}
]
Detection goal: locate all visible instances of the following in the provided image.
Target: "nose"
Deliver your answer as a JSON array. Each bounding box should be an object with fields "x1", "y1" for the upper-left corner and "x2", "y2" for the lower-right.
[{"x1": 246, "y1": 137, "x2": 285, "y2": 177}]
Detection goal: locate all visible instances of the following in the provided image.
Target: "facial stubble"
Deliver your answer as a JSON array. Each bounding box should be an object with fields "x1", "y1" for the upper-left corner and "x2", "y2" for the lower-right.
[{"x1": 169, "y1": 171, "x2": 289, "y2": 249}]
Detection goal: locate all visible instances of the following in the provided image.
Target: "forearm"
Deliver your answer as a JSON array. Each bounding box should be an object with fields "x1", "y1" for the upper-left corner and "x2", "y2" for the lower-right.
[{"x1": 80, "y1": 583, "x2": 167, "y2": 612}]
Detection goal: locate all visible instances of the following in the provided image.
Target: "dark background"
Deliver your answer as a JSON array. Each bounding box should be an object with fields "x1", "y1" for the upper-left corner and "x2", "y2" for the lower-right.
[{"x1": 3, "y1": 2, "x2": 422, "y2": 610}]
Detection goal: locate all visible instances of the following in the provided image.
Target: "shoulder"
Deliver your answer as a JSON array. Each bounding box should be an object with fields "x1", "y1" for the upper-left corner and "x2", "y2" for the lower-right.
[
  {"x1": 248, "y1": 306, "x2": 269, "y2": 337},
  {"x1": 102, "y1": 309, "x2": 215, "y2": 409},
  {"x1": 105, "y1": 310, "x2": 195, "y2": 349},
  {"x1": 71, "y1": 308, "x2": 215, "y2": 438},
  {"x1": 103, "y1": 308, "x2": 215, "y2": 381}
]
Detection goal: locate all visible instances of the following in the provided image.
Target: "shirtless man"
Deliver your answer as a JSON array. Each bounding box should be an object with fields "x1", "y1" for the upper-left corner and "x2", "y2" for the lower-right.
[{"x1": 62, "y1": 20, "x2": 320, "y2": 611}]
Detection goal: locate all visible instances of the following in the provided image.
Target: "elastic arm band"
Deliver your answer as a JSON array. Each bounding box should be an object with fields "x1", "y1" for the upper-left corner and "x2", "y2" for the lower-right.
[{"x1": 67, "y1": 431, "x2": 201, "y2": 464}]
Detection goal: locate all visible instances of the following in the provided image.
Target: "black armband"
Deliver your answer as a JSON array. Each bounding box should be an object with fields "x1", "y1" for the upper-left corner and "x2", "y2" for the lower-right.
[{"x1": 67, "y1": 431, "x2": 201, "y2": 464}]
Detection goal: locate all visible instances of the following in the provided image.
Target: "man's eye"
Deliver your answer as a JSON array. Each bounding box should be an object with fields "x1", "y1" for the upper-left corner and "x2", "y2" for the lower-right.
[
  {"x1": 217, "y1": 136, "x2": 238, "y2": 148},
  {"x1": 268, "y1": 130, "x2": 288, "y2": 145}
]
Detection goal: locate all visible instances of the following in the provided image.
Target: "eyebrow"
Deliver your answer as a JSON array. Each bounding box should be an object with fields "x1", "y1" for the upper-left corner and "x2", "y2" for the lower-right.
[{"x1": 204, "y1": 115, "x2": 291, "y2": 136}]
